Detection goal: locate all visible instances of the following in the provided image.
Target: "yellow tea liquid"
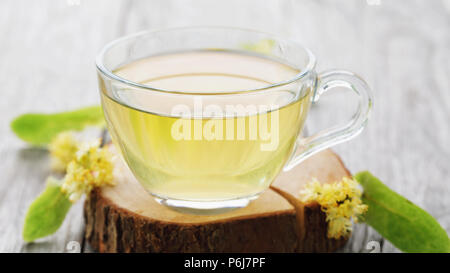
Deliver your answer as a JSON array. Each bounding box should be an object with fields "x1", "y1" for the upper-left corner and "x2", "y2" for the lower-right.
[{"x1": 100, "y1": 51, "x2": 311, "y2": 201}]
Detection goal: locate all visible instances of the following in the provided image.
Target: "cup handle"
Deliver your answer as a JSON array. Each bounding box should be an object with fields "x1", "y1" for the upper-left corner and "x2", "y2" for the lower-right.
[{"x1": 283, "y1": 70, "x2": 373, "y2": 171}]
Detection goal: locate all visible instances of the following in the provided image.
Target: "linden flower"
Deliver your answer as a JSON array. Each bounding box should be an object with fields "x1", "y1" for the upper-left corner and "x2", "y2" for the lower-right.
[
  {"x1": 61, "y1": 140, "x2": 115, "y2": 202},
  {"x1": 49, "y1": 132, "x2": 79, "y2": 172},
  {"x1": 299, "y1": 177, "x2": 368, "y2": 239}
]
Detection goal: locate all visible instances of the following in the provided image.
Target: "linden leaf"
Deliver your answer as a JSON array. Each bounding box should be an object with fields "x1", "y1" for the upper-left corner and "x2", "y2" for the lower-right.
[
  {"x1": 22, "y1": 177, "x2": 72, "y2": 242},
  {"x1": 241, "y1": 39, "x2": 276, "y2": 55},
  {"x1": 11, "y1": 105, "x2": 104, "y2": 146},
  {"x1": 355, "y1": 171, "x2": 450, "y2": 253}
]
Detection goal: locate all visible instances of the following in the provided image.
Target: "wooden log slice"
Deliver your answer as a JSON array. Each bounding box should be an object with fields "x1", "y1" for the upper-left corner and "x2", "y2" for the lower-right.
[
  {"x1": 84, "y1": 149, "x2": 351, "y2": 253},
  {"x1": 270, "y1": 149, "x2": 351, "y2": 252}
]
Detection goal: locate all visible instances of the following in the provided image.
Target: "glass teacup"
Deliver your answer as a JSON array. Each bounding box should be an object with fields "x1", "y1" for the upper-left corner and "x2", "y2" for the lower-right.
[{"x1": 96, "y1": 27, "x2": 372, "y2": 213}]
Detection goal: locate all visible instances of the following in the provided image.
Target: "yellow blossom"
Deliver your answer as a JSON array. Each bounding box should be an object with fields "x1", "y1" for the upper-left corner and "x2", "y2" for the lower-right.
[
  {"x1": 49, "y1": 132, "x2": 79, "y2": 172},
  {"x1": 61, "y1": 140, "x2": 115, "y2": 202},
  {"x1": 299, "y1": 177, "x2": 368, "y2": 239}
]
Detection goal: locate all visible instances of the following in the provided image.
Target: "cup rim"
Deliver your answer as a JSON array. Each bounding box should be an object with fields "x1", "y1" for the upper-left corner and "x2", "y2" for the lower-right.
[{"x1": 95, "y1": 26, "x2": 316, "y2": 95}]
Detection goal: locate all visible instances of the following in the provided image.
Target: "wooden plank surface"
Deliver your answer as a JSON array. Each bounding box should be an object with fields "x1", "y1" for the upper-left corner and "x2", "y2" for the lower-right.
[{"x1": 0, "y1": 0, "x2": 448, "y2": 253}]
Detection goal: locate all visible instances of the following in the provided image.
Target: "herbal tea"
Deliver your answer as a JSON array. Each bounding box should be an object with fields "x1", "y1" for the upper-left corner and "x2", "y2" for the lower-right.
[{"x1": 100, "y1": 51, "x2": 311, "y2": 201}]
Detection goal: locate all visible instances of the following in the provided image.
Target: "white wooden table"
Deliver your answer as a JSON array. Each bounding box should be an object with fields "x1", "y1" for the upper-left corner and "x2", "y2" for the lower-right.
[{"x1": 0, "y1": 0, "x2": 449, "y2": 253}]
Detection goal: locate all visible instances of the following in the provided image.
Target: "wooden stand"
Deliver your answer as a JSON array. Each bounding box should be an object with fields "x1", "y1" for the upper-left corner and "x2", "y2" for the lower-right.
[{"x1": 84, "y1": 149, "x2": 350, "y2": 253}]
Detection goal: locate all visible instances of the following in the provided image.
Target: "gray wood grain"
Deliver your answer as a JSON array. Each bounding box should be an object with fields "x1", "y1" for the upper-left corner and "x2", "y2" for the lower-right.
[{"x1": 0, "y1": 0, "x2": 448, "y2": 253}]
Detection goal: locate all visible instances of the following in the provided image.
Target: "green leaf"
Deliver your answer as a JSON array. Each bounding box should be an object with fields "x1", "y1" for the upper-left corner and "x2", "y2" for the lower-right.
[
  {"x1": 355, "y1": 171, "x2": 450, "y2": 253},
  {"x1": 11, "y1": 105, "x2": 104, "y2": 146},
  {"x1": 22, "y1": 177, "x2": 72, "y2": 242},
  {"x1": 241, "y1": 39, "x2": 276, "y2": 55}
]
